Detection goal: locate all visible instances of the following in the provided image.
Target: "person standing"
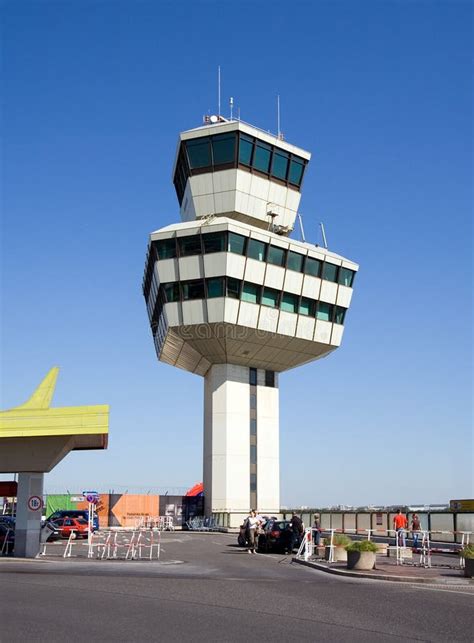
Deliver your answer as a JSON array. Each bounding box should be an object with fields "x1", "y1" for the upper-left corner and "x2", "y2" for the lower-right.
[
  {"x1": 411, "y1": 513, "x2": 421, "y2": 549},
  {"x1": 393, "y1": 509, "x2": 408, "y2": 547},
  {"x1": 312, "y1": 514, "x2": 322, "y2": 547},
  {"x1": 289, "y1": 512, "x2": 304, "y2": 553},
  {"x1": 246, "y1": 510, "x2": 260, "y2": 554}
]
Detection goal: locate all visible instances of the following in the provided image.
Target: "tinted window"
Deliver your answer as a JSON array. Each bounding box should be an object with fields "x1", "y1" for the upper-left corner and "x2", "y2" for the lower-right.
[
  {"x1": 305, "y1": 257, "x2": 321, "y2": 277},
  {"x1": 239, "y1": 135, "x2": 253, "y2": 165},
  {"x1": 250, "y1": 473, "x2": 257, "y2": 491},
  {"x1": 322, "y1": 262, "x2": 338, "y2": 282},
  {"x1": 154, "y1": 238, "x2": 176, "y2": 260},
  {"x1": 253, "y1": 142, "x2": 271, "y2": 173},
  {"x1": 250, "y1": 419, "x2": 257, "y2": 435},
  {"x1": 227, "y1": 277, "x2": 241, "y2": 299},
  {"x1": 247, "y1": 238, "x2": 266, "y2": 261},
  {"x1": 228, "y1": 232, "x2": 246, "y2": 255},
  {"x1": 299, "y1": 297, "x2": 314, "y2": 316},
  {"x1": 212, "y1": 133, "x2": 236, "y2": 165},
  {"x1": 163, "y1": 283, "x2": 180, "y2": 303},
  {"x1": 271, "y1": 151, "x2": 289, "y2": 180},
  {"x1": 288, "y1": 158, "x2": 304, "y2": 185},
  {"x1": 339, "y1": 267, "x2": 355, "y2": 287},
  {"x1": 267, "y1": 245, "x2": 286, "y2": 267},
  {"x1": 317, "y1": 302, "x2": 333, "y2": 322},
  {"x1": 265, "y1": 370, "x2": 275, "y2": 387},
  {"x1": 203, "y1": 231, "x2": 226, "y2": 253},
  {"x1": 206, "y1": 277, "x2": 225, "y2": 298},
  {"x1": 287, "y1": 251, "x2": 304, "y2": 272},
  {"x1": 178, "y1": 235, "x2": 202, "y2": 257},
  {"x1": 249, "y1": 367, "x2": 257, "y2": 385},
  {"x1": 242, "y1": 282, "x2": 260, "y2": 304},
  {"x1": 186, "y1": 138, "x2": 211, "y2": 169},
  {"x1": 334, "y1": 306, "x2": 346, "y2": 325},
  {"x1": 250, "y1": 444, "x2": 257, "y2": 463},
  {"x1": 250, "y1": 395, "x2": 256, "y2": 410},
  {"x1": 182, "y1": 280, "x2": 205, "y2": 300},
  {"x1": 281, "y1": 292, "x2": 298, "y2": 313},
  {"x1": 262, "y1": 287, "x2": 279, "y2": 308}
]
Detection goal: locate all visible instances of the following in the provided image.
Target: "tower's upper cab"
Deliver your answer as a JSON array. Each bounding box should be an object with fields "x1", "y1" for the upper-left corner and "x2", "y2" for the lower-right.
[{"x1": 172, "y1": 119, "x2": 311, "y2": 235}]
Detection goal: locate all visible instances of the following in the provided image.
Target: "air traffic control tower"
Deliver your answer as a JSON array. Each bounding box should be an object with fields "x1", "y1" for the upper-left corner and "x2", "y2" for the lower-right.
[{"x1": 143, "y1": 118, "x2": 358, "y2": 527}]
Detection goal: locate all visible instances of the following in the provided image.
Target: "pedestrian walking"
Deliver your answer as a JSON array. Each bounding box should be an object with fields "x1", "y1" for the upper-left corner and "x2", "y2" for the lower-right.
[
  {"x1": 393, "y1": 509, "x2": 408, "y2": 547},
  {"x1": 411, "y1": 513, "x2": 421, "y2": 549},
  {"x1": 246, "y1": 510, "x2": 260, "y2": 554}
]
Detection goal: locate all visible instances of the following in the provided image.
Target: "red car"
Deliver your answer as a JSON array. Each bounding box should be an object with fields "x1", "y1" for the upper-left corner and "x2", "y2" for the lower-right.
[{"x1": 52, "y1": 517, "x2": 89, "y2": 539}]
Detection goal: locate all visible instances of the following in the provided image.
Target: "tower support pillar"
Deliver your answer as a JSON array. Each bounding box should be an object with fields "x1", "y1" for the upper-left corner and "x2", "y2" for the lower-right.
[
  {"x1": 203, "y1": 364, "x2": 279, "y2": 528},
  {"x1": 14, "y1": 472, "x2": 44, "y2": 558}
]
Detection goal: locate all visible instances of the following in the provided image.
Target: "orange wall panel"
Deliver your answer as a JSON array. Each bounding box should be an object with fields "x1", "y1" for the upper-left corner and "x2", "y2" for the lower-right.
[{"x1": 108, "y1": 494, "x2": 159, "y2": 527}]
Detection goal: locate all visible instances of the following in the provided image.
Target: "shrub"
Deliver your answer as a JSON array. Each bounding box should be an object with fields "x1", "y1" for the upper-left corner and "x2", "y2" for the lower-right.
[
  {"x1": 346, "y1": 540, "x2": 378, "y2": 553},
  {"x1": 332, "y1": 534, "x2": 352, "y2": 547},
  {"x1": 460, "y1": 544, "x2": 474, "y2": 559}
]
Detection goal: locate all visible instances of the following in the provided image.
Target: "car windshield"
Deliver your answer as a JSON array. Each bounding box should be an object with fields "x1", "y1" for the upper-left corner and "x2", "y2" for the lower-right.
[{"x1": 75, "y1": 518, "x2": 88, "y2": 525}]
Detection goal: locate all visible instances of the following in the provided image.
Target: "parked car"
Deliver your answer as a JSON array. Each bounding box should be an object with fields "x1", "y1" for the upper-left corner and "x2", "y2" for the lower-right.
[
  {"x1": 47, "y1": 510, "x2": 98, "y2": 531},
  {"x1": 237, "y1": 516, "x2": 272, "y2": 547},
  {"x1": 51, "y1": 517, "x2": 89, "y2": 539},
  {"x1": 0, "y1": 515, "x2": 16, "y2": 529},
  {"x1": 257, "y1": 519, "x2": 300, "y2": 553}
]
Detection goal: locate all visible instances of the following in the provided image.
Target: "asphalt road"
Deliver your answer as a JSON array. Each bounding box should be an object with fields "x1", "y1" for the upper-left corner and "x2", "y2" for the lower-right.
[{"x1": 1, "y1": 532, "x2": 472, "y2": 642}]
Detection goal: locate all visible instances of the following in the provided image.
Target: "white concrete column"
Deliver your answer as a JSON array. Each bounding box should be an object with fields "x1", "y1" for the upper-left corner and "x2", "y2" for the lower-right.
[
  {"x1": 14, "y1": 472, "x2": 44, "y2": 558},
  {"x1": 203, "y1": 365, "x2": 279, "y2": 526}
]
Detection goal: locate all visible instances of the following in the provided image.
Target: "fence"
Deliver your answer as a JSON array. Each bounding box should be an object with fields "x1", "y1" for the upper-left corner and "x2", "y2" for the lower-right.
[{"x1": 295, "y1": 526, "x2": 471, "y2": 568}]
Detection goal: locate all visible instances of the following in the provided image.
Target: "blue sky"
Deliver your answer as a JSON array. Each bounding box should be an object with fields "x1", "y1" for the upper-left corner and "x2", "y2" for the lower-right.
[{"x1": 1, "y1": 0, "x2": 472, "y2": 506}]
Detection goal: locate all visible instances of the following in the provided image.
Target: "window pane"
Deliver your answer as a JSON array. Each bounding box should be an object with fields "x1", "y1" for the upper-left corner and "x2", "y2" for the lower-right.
[
  {"x1": 212, "y1": 133, "x2": 236, "y2": 165},
  {"x1": 305, "y1": 257, "x2": 321, "y2": 277},
  {"x1": 227, "y1": 277, "x2": 241, "y2": 299},
  {"x1": 262, "y1": 287, "x2": 279, "y2": 308},
  {"x1": 271, "y1": 151, "x2": 289, "y2": 180},
  {"x1": 242, "y1": 282, "x2": 260, "y2": 304},
  {"x1": 154, "y1": 238, "x2": 176, "y2": 260},
  {"x1": 267, "y1": 245, "x2": 286, "y2": 267},
  {"x1": 288, "y1": 158, "x2": 304, "y2": 185},
  {"x1": 250, "y1": 419, "x2": 257, "y2": 435},
  {"x1": 163, "y1": 283, "x2": 180, "y2": 303},
  {"x1": 203, "y1": 231, "x2": 226, "y2": 253},
  {"x1": 207, "y1": 277, "x2": 225, "y2": 298},
  {"x1": 334, "y1": 306, "x2": 346, "y2": 325},
  {"x1": 265, "y1": 370, "x2": 275, "y2": 387},
  {"x1": 247, "y1": 238, "x2": 266, "y2": 261},
  {"x1": 281, "y1": 292, "x2": 298, "y2": 313},
  {"x1": 322, "y1": 262, "x2": 338, "y2": 282},
  {"x1": 299, "y1": 297, "x2": 313, "y2": 316},
  {"x1": 178, "y1": 235, "x2": 202, "y2": 257},
  {"x1": 316, "y1": 302, "x2": 333, "y2": 321},
  {"x1": 287, "y1": 250, "x2": 304, "y2": 272},
  {"x1": 228, "y1": 232, "x2": 246, "y2": 255},
  {"x1": 249, "y1": 367, "x2": 257, "y2": 385},
  {"x1": 250, "y1": 395, "x2": 256, "y2": 410},
  {"x1": 186, "y1": 138, "x2": 211, "y2": 169},
  {"x1": 239, "y1": 135, "x2": 253, "y2": 165},
  {"x1": 250, "y1": 444, "x2": 257, "y2": 463},
  {"x1": 182, "y1": 280, "x2": 205, "y2": 300},
  {"x1": 253, "y1": 142, "x2": 271, "y2": 173},
  {"x1": 338, "y1": 267, "x2": 355, "y2": 287},
  {"x1": 250, "y1": 473, "x2": 257, "y2": 491}
]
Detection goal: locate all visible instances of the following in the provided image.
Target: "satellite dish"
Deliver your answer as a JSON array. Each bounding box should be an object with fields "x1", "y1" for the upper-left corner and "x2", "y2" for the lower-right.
[{"x1": 210, "y1": 115, "x2": 219, "y2": 123}]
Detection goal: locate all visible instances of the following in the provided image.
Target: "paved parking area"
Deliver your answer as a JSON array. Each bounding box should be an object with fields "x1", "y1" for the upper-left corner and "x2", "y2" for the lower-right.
[{"x1": 1, "y1": 532, "x2": 473, "y2": 641}]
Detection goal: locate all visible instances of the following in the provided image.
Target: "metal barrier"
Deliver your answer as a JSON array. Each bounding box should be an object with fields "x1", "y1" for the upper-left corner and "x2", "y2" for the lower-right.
[
  {"x1": 185, "y1": 516, "x2": 219, "y2": 531},
  {"x1": 0, "y1": 528, "x2": 13, "y2": 556},
  {"x1": 134, "y1": 516, "x2": 174, "y2": 531}
]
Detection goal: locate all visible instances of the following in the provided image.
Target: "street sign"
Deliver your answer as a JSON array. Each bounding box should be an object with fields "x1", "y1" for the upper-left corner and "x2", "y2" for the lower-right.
[{"x1": 27, "y1": 495, "x2": 42, "y2": 511}]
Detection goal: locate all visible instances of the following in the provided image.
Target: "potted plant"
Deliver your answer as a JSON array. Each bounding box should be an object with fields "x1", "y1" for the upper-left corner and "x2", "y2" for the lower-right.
[
  {"x1": 346, "y1": 540, "x2": 378, "y2": 570},
  {"x1": 460, "y1": 544, "x2": 474, "y2": 578},
  {"x1": 324, "y1": 534, "x2": 352, "y2": 562}
]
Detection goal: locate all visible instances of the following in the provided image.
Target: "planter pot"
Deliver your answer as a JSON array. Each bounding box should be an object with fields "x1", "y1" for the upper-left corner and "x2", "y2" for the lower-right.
[
  {"x1": 325, "y1": 545, "x2": 347, "y2": 562},
  {"x1": 463, "y1": 558, "x2": 474, "y2": 578},
  {"x1": 347, "y1": 550, "x2": 376, "y2": 570}
]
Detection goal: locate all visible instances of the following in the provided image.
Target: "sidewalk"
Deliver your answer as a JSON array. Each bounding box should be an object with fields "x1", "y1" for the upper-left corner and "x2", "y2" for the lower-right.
[{"x1": 293, "y1": 552, "x2": 474, "y2": 585}]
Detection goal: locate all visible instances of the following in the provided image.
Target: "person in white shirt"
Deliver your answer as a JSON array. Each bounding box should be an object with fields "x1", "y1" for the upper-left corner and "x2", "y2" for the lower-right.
[{"x1": 247, "y1": 510, "x2": 260, "y2": 554}]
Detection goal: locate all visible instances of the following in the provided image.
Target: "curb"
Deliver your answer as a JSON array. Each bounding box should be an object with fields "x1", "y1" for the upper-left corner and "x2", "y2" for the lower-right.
[{"x1": 292, "y1": 557, "x2": 471, "y2": 585}]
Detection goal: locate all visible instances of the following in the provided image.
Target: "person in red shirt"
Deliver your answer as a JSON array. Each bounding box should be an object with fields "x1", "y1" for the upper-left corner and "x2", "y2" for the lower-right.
[{"x1": 393, "y1": 509, "x2": 408, "y2": 547}]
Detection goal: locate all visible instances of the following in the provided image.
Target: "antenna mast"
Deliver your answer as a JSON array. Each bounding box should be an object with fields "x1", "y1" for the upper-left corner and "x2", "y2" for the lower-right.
[
  {"x1": 319, "y1": 222, "x2": 328, "y2": 249},
  {"x1": 218, "y1": 66, "x2": 221, "y2": 117},
  {"x1": 277, "y1": 94, "x2": 281, "y2": 139}
]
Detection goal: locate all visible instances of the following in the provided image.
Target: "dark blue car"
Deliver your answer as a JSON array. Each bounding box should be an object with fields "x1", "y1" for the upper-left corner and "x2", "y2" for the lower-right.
[{"x1": 46, "y1": 510, "x2": 99, "y2": 531}]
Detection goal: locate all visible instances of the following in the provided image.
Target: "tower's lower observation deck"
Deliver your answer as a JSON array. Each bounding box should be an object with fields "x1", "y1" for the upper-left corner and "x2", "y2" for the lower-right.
[{"x1": 143, "y1": 217, "x2": 357, "y2": 377}]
